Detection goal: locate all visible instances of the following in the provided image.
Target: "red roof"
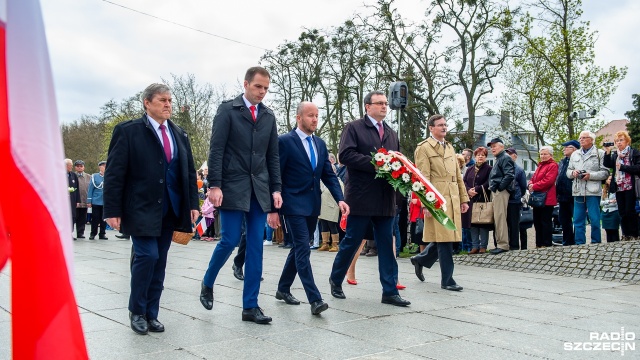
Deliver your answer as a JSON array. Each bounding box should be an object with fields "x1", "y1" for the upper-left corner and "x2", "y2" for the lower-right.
[{"x1": 596, "y1": 119, "x2": 628, "y2": 143}]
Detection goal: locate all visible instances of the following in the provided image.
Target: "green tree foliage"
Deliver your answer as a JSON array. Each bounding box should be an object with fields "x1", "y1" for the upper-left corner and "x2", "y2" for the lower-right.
[
  {"x1": 506, "y1": 0, "x2": 627, "y2": 141},
  {"x1": 625, "y1": 94, "x2": 640, "y2": 148}
]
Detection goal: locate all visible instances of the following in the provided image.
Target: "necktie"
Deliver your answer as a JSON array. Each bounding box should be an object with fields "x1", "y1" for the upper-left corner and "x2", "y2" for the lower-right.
[
  {"x1": 159, "y1": 124, "x2": 172, "y2": 163},
  {"x1": 306, "y1": 136, "x2": 316, "y2": 171},
  {"x1": 377, "y1": 122, "x2": 384, "y2": 141},
  {"x1": 250, "y1": 105, "x2": 257, "y2": 121}
]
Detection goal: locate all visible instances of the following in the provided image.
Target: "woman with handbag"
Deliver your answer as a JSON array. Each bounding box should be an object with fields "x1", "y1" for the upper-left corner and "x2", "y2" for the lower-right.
[
  {"x1": 527, "y1": 146, "x2": 559, "y2": 248},
  {"x1": 463, "y1": 147, "x2": 493, "y2": 254},
  {"x1": 603, "y1": 130, "x2": 640, "y2": 240}
]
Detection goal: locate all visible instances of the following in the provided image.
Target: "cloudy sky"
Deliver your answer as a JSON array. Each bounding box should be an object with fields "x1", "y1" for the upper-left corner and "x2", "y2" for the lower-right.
[{"x1": 40, "y1": 0, "x2": 639, "y2": 124}]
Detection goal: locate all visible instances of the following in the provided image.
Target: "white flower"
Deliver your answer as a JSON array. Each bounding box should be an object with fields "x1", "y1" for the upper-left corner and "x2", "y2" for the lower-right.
[
  {"x1": 390, "y1": 161, "x2": 402, "y2": 171},
  {"x1": 425, "y1": 191, "x2": 436, "y2": 202},
  {"x1": 402, "y1": 173, "x2": 411, "y2": 183},
  {"x1": 412, "y1": 182, "x2": 424, "y2": 192},
  {"x1": 374, "y1": 152, "x2": 385, "y2": 161},
  {"x1": 382, "y1": 163, "x2": 392, "y2": 172},
  {"x1": 384, "y1": 154, "x2": 393, "y2": 163}
]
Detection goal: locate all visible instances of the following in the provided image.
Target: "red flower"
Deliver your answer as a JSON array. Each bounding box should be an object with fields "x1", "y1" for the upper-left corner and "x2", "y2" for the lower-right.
[
  {"x1": 377, "y1": 148, "x2": 388, "y2": 154},
  {"x1": 391, "y1": 170, "x2": 401, "y2": 179},
  {"x1": 376, "y1": 160, "x2": 385, "y2": 166},
  {"x1": 434, "y1": 201, "x2": 441, "y2": 209}
]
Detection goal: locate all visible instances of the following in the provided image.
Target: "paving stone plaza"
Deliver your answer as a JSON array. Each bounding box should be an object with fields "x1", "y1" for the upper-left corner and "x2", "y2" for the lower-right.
[{"x1": 1, "y1": 231, "x2": 638, "y2": 359}]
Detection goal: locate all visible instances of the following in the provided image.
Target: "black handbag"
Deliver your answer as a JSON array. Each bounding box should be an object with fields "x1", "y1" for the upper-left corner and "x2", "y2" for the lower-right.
[
  {"x1": 520, "y1": 204, "x2": 533, "y2": 223},
  {"x1": 528, "y1": 191, "x2": 547, "y2": 208}
]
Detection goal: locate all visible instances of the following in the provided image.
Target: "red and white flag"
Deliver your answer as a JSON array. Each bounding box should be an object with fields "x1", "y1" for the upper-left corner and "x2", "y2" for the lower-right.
[
  {"x1": 0, "y1": 0, "x2": 88, "y2": 359},
  {"x1": 195, "y1": 218, "x2": 208, "y2": 236}
]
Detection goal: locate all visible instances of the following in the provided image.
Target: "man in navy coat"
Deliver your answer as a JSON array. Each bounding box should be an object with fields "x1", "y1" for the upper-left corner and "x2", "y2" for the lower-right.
[
  {"x1": 270, "y1": 102, "x2": 349, "y2": 315},
  {"x1": 104, "y1": 83, "x2": 200, "y2": 335},
  {"x1": 329, "y1": 90, "x2": 410, "y2": 307}
]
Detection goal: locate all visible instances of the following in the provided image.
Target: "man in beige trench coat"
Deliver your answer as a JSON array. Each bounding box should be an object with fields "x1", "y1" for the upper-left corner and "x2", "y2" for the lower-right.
[{"x1": 410, "y1": 114, "x2": 469, "y2": 291}]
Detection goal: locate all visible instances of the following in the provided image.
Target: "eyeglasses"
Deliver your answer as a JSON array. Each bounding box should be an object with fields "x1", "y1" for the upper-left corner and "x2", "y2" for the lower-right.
[{"x1": 369, "y1": 101, "x2": 388, "y2": 106}]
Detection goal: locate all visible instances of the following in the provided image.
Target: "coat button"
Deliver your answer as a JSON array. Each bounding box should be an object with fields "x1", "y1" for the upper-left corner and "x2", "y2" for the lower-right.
[
  {"x1": 159, "y1": 179, "x2": 164, "y2": 183},
  {"x1": 159, "y1": 160, "x2": 162, "y2": 164},
  {"x1": 157, "y1": 199, "x2": 162, "y2": 203}
]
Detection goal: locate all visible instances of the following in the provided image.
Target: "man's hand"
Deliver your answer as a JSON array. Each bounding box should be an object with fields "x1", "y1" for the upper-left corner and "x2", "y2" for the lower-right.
[
  {"x1": 461, "y1": 202, "x2": 469, "y2": 213},
  {"x1": 209, "y1": 187, "x2": 223, "y2": 207},
  {"x1": 105, "y1": 217, "x2": 121, "y2": 231},
  {"x1": 272, "y1": 192, "x2": 283, "y2": 209},
  {"x1": 581, "y1": 173, "x2": 591, "y2": 181},
  {"x1": 338, "y1": 201, "x2": 350, "y2": 216},
  {"x1": 267, "y1": 212, "x2": 280, "y2": 229},
  {"x1": 468, "y1": 188, "x2": 477, "y2": 197},
  {"x1": 191, "y1": 210, "x2": 200, "y2": 224}
]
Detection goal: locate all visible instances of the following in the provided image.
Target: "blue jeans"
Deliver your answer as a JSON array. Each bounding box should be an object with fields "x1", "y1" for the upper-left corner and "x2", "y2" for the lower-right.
[
  {"x1": 461, "y1": 228, "x2": 472, "y2": 252},
  {"x1": 392, "y1": 211, "x2": 401, "y2": 254},
  {"x1": 573, "y1": 196, "x2": 601, "y2": 244},
  {"x1": 265, "y1": 222, "x2": 273, "y2": 241}
]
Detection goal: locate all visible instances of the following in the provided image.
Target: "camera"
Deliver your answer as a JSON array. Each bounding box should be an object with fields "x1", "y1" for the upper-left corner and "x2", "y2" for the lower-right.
[
  {"x1": 578, "y1": 170, "x2": 587, "y2": 179},
  {"x1": 603, "y1": 142, "x2": 614, "y2": 147}
]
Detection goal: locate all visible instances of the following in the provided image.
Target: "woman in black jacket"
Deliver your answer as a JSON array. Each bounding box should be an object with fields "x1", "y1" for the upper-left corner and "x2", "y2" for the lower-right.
[{"x1": 603, "y1": 130, "x2": 640, "y2": 240}]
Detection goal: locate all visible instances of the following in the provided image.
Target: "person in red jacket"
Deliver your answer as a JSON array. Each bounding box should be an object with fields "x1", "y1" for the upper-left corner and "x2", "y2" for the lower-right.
[{"x1": 528, "y1": 146, "x2": 559, "y2": 248}]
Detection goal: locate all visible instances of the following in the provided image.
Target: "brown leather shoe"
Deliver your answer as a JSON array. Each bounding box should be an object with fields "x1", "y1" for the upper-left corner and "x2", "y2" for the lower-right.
[
  {"x1": 317, "y1": 244, "x2": 330, "y2": 251},
  {"x1": 479, "y1": 248, "x2": 486, "y2": 253},
  {"x1": 468, "y1": 249, "x2": 479, "y2": 254}
]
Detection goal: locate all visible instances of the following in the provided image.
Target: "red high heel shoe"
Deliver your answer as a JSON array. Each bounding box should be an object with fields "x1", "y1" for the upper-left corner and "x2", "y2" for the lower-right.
[
  {"x1": 347, "y1": 279, "x2": 358, "y2": 285},
  {"x1": 396, "y1": 284, "x2": 406, "y2": 290}
]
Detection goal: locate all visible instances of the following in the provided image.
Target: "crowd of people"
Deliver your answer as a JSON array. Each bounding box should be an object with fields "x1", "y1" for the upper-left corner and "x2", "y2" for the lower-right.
[{"x1": 66, "y1": 65, "x2": 639, "y2": 336}]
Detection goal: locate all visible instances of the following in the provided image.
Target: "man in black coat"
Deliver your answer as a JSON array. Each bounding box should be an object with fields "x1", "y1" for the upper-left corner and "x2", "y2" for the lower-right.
[
  {"x1": 200, "y1": 66, "x2": 282, "y2": 324},
  {"x1": 104, "y1": 83, "x2": 200, "y2": 335},
  {"x1": 328, "y1": 90, "x2": 410, "y2": 307},
  {"x1": 65, "y1": 158, "x2": 79, "y2": 239},
  {"x1": 556, "y1": 140, "x2": 578, "y2": 245}
]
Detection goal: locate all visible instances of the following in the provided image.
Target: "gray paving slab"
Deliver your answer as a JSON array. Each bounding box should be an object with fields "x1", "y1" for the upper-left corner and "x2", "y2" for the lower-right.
[{"x1": 0, "y1": 230, "x2": 638, "y2": 359}]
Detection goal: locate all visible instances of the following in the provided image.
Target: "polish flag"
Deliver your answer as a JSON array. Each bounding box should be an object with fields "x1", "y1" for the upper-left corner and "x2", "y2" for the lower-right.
[
  {"x1": 0, "y1": 0, "x2": 88, "y2": 359},
  {"x1": 195, "y1": 218, "x2": 208, "y2": 236}
]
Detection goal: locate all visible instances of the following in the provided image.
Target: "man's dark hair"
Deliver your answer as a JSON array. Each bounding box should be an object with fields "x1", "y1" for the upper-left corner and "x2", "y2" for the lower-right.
[
  {"x1": 245, "y1": 66, "x2": 271, "y2": 83},
  {"x1": 363, "y1": 90, "x2": 386, "y2": 106},
  {"x1": 428, "y1": 114, "x2": 446, "y2": 127}
]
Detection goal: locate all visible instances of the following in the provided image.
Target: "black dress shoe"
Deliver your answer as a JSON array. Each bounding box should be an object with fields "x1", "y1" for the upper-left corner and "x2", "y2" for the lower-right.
[
  {"x1": 241, "y1": 307, "x2": 272, "y2": 324},
  {"x1": 381, "y1": 294, "x2": 411, "y2": 307},
  {"x1": 129, "y1": 313, "x2": 148, "y2": 335},
  {"x1": 115, "y1": 234, "x2": 129, "y2": 239},
  {"x1": 441, "y1": 284, "x2": 463, "y2": 291},
  {"x1": 99, "y1": 236, "x2": 108, "y2": 240},
  {"x1": 200, "y1": 281, "x2": 214, "y2": 310},
  {"x1": 147, "y1": 318, "x2": 165, "y2": 332},
  {"x1": 77, "y1": 235, "x2": 85, "y2": 239},
  {"x1": 489, "y1": 248, "x2": 508, "y2": 255},
  {"x1": 275, "y1": 290, "x2": 300, "y2": 305},
  {"x1": 282, "y1": 244, "x2": 293, "y2": 249},
  {"x1": 89, "y1": 235, "x2": 95, "y2": 240},
  {"x1": 232, "y1": 264, "x2": 244, "y2": 280},
  {"x1": 310, "y1": 300, "x2": 329, "y2": 315},
  {"x1": 329, "y1": 279, "x2": 345, "y2": 299},
  {"x1": 410, "y1": 256, "x2": 425, "y2": 282}
]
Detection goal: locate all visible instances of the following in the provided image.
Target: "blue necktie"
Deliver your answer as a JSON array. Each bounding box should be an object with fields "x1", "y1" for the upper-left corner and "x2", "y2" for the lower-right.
[{"x1": 306, "y1": 136, "x2": 316, "y2": 171}]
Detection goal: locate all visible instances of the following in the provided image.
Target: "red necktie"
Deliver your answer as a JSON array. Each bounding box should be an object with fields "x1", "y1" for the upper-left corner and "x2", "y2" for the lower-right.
[
  {"x1": 250, "y1": 105, "x2": 257, "y2": 121},
  {"x1": 159, "y1": 124, "x2": 172, "y2": 163},
  {"x1": 377, "y1": 122, "x2": 384, "y2": 141}
]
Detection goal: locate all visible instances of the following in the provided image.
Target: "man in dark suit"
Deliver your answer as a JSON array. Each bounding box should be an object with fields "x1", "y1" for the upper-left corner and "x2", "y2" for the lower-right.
[
  {"x1": 329, "y1": 90, "x2": 411, "y2": 307},
  {"x1": 200, "y1": 66, "x2": 282, "y2": 324},
  {"x1": 65, "y1": 158, "x2": 79, "y2": 239},
  {"x1": 271, "y1": 102, "x2": 349, "y2": 315},
  {"x1": 104, "y1": 83, "x2": 199, "y2": 335}
]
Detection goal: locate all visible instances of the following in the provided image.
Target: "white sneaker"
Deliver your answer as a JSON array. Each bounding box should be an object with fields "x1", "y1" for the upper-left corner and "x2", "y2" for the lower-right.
[{"x1": 263, "y1": 240, "x2": 273, "y2": 246}]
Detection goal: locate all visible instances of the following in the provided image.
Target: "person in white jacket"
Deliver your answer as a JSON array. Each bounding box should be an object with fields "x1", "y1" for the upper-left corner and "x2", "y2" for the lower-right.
[{"x1": 566, "y1": 131, "x2": 610, "y2": 244}]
